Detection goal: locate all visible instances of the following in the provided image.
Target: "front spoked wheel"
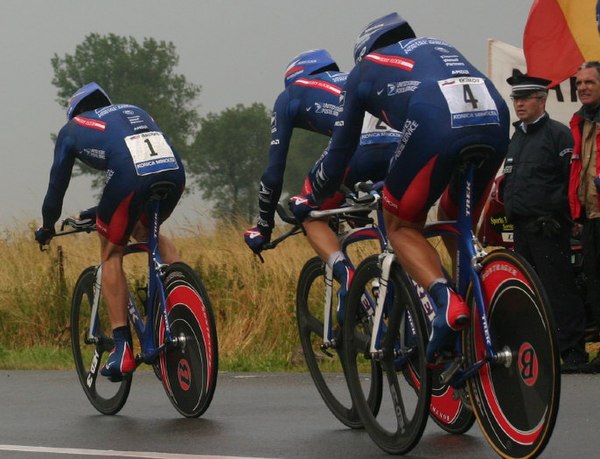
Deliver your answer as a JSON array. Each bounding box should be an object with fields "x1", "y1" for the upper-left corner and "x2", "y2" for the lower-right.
[
  {"x1": 466, "y1": 249, "x2": 560, "y2": 458},
  {"x1": 157, "y1": 262, "x2": 218, "y2": 418},
  {"x1": 344, "y1": 255, "x2": 430, "y2": 454},
  {"x1": 71, "y1": 266, "x2": 132, "y2": 415},
  {"x1": 296, "y1": 256, "x2": 382, "y2": 429}
]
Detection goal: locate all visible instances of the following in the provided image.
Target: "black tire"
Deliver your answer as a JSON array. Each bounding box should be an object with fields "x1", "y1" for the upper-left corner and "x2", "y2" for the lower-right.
[
  {"x1": 296, "y1": 256, "x2": 382, "y2": 429},
  {"x1": 71, "y1": 266, "x2": 132, "y2": 415},
  {"x1": 156, "y1": 262, "x2": 218, "y2": 418},
  {"x1": 409, "y1": 278, "x2": 475, "y2": 434},
  {"x1": 343, "y1": 255, "x2": 431, "y2": 454},
  {"x1": 465, "y1": 249, "x2": 560, "y2": 458}
]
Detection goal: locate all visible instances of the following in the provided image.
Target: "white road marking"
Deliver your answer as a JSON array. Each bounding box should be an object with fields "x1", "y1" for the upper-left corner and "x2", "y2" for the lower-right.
[{"x1": 0, "y1": 444, "x2": 271, "y2": 459}]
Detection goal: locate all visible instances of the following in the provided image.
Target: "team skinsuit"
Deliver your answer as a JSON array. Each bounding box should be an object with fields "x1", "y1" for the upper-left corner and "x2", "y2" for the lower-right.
[
  {"x1": 37, "y1": 82, "x2": 185, "y2": 380},
  {"x1": 245, "y1": 49, "x2": 398, "y2": 254},
  {"x1": 41, "y1": 95, "x2": 185, "y2": 245}
]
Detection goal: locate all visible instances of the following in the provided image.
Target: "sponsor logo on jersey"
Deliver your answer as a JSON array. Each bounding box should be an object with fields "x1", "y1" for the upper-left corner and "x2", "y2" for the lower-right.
[
  {"x1": 364, "y1": 53, "x2": 415, "y2": 71},
  {"x1": 73, "y1": 116, "x2": 107, "y2": 131},
  {"x1": 271, "y1": 112, "x2": 277, "y2": 133},
  {"x1": 293, "y1": 78, "x2": 342, "y2": 96}
]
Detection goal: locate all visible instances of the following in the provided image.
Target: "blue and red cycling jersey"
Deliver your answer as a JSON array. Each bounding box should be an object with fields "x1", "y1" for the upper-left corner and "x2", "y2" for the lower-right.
[
  {"x1": 257, "y1": 70, "x2": 347, "y2": 227},
  {"x1": 41, "y1": 104, "x2": 185, "y2": 244},
  {"x1": 308, "y1": 37, "x2": 510, "y2": 223},
  {"x1": 259, "y1": 70, "x2": 401, "y2": 226}
]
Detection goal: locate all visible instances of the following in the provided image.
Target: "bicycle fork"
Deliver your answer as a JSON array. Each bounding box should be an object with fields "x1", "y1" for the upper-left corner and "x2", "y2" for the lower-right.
[
  {"x1": 321, "y1": 264, "x2": 336, "y2": 354},
  {"x1": 369, "y1": 249, "x2": 395, "y2": 360}
]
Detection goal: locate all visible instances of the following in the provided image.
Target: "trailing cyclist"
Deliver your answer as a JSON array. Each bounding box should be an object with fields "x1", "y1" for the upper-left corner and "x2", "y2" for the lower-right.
[
  {"x1": 35, "y1": 82, "x2": 186, "y2": 381},
  {"x1": 290, "y1": 12, "x2": 510, "y2": 363},
  {"x1": 244, "y1": 49, "x2": 399, "y2": 323}
]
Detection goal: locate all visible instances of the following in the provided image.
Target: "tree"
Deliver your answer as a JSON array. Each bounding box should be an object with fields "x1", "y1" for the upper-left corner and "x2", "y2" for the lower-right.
[
  {"x1": 188, "y1": 103, "x2": 271, "y2": 222},
  {"x1": 51, "y1": 33, "x2": 201, "y2": 185}
]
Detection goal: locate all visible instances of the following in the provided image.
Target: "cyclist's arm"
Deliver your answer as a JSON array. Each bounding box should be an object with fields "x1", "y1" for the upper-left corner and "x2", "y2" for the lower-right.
[
  {"x1": 257, "y1": 91, "x2": 296, "y2": 227},
  {"x1": 41, "y1": 127, "x2": 76, "y2": 229},
  {"x1": 310, "y1": 69, "x2": 366, "y2": 201}
]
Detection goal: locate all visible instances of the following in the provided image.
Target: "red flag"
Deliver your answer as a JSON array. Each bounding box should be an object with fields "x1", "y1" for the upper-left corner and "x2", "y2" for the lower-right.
[{"x1": 524, "y1": 0, "x2": 600, "y2": 87}]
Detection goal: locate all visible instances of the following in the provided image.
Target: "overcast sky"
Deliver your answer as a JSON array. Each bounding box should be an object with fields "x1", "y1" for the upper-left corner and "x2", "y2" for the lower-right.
[{"x1": 0, "y1": 0, "x2": 532, "y2": 230}]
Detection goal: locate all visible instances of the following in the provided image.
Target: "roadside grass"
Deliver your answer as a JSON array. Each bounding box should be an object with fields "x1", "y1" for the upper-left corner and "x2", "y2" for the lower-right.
[{"x1": 0, "y1": 220, "x2": 596, "y2": 372}]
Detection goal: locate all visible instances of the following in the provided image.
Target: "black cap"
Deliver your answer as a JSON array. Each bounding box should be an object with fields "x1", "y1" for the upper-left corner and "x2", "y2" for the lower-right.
[{"x1": 506, "y1": 69, "x2": 550, "y2": 97}]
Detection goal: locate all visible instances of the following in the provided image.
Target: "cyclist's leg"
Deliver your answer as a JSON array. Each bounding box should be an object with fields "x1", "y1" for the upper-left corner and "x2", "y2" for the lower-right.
[
  {"x1": 131, "y1": 221, "x2": 181, "y2": 264},
  {"x1": 95, "y1": 172, "x2": 143, "y2": 379},
  {"x1": 382, "y1": 123, "x2": 470, "y2": 363},
  {"x1": 301, "y1": 168, "x2": 354, "y2": 323},
  {"x1": 132, "y1": 170, "x2": 184, "y2": 264},
  {"x1": 71, "y1": 266, "x2": 132, "y2": 414},
  {"x1": 97, "y1": 234, "x2": 136, "y2": 380}
]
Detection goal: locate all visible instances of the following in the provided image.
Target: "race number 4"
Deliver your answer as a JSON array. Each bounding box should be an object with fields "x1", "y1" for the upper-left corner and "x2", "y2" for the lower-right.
[{"x1": 438, "y1": 77, "x2": 500, "y2": 128}]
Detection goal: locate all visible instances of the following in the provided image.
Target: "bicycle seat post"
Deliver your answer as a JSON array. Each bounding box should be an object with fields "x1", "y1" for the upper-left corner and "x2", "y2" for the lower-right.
[{"x1": 455, "y1": 145, "x2": 494, "y2": 294}]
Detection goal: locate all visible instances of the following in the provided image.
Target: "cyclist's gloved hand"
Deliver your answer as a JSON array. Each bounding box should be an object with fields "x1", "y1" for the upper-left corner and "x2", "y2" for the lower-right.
[
  {"x1": 289, "y1": 193, "x2": 319, "y2": 223},
  {"x1": 35, "y1": 226, "x2": 55, "y2": 245},
  {"x1": 244, "y1": 221, "x2": 272, "y2": 254}
]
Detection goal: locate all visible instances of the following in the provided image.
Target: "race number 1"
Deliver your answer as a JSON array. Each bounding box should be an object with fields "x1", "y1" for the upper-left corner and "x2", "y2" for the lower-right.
[{"x1": 124, "y1": 131, "x2": 179, "y2": 176}]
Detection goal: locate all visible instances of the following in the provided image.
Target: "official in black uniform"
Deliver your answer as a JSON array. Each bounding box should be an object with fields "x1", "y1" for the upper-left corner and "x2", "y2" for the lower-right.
[{"x1": 502, "y1": 70, "x2": 588, "y2": 373}]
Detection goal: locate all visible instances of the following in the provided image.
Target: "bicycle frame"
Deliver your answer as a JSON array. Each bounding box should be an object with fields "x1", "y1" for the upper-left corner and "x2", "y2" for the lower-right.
[
  {"x1": 367, "y1": 159, "x2": 505, "y2": 384},
  {"x1": 83, "y1": 198, "x2": 175, "y2": 366},
  {"x1": 309, "y1": 196, "x2": 386, "y2": 348}
]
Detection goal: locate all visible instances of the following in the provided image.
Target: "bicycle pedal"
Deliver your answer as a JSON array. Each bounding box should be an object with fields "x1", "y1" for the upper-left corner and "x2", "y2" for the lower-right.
[
  {"x1": 439, "y1": 356, "x2": 464, "y2": 385},
  {"x1": 427, "y1": 350, "x2": 455, "y2": 369}
]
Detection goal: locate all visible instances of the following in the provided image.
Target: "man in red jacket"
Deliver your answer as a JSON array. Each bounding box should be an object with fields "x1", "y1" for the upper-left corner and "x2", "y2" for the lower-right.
[{"x1": 569, "y1": 61, "x2": 600, "y2": 373}]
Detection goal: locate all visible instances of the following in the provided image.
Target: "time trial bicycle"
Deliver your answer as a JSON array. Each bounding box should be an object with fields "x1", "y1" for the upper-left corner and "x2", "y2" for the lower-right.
[
  {"x1": 342, "y1": 145, "x2": 560, "y2": 457},
  {"x1": 259, "y1": 183, "x2": 475, "y2": 435},
  {"x1": 49, "y1": 181, "x2": 219, "y2": 418}
]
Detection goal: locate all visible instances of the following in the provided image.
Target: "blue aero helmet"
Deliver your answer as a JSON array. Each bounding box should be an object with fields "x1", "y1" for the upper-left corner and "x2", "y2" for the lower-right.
[
  {"x1": 353, "y1": 12, "x2": 416, "y2": 64},
  {"x1": 284, "y1": 49, "x2": 339, "y2": 88},
  {"x1": 66, "y1": 82, "x2": 112, "y2": 120}
]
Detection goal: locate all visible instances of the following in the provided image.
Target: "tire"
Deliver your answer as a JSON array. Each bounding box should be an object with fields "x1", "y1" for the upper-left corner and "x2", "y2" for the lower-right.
[
  {"x1": 157, "y1": 262, "x2": 218, "y2": 418},
  {"x1": 296, "y1": 256, "x2": 382, "y2": 429},
  {"x1": 465, "y1": 249, "x2": 560, "y2": 458},
  {"x1": 71, "y1": 266, "x2": 132, "y2": 415},
  {"x1": 408, "y1": 278, "x2": 475, "y2": 434},
  {"x1": 343, "y1": 255, "x2": 431, "y2": 454}
]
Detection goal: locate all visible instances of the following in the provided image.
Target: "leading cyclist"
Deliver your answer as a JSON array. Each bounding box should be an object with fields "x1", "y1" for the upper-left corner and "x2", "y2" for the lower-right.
[
  {"x1": 244, "y1": 50, "x2": 399, "y2": 322},
  {"x1": 35, "y1": 83, "x2": 186, "y2": 380},
  {"x1": 290, "y1": 13, "x2": 510, "y2": 363}
]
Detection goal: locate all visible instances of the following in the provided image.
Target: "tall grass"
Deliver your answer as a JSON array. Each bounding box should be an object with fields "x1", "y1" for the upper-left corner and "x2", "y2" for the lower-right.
[{"x1": 0, "y1": 220, "x2": 378, "y2": 371}]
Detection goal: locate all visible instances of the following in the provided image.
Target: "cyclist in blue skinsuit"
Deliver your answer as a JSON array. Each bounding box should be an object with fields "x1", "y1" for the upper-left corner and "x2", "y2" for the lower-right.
[
  {"x1": 291, "y1": 13, "x2": 510, "y2": 363},
  {"x1": 244, "y1": 50, "x2": 399, "y2": 322},
  {"x1": 244, "y1": 48, "x2": 346, "y2": 253},
  {"x1": 35, "y1": 83, "x2": 186, "y2": 380}
]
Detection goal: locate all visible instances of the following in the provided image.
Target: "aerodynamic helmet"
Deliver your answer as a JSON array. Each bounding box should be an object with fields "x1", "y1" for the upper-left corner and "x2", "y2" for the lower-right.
[
  {"x1": 66, "y1": 82, "x2": 112, "y2": 120},
  {"x1": 353, "y1": 12, "x2": 416, "y2": 64},
  {"x1": 284, "y1": 49, "x2": 339, "y2": 88}
]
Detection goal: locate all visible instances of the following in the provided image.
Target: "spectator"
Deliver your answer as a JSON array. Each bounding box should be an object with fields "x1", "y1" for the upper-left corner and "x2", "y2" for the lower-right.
[
  {"x1": 569, "y1": 61, "x2": 600, "y2": 373},
  {"x1": 502, "y1": 70, "x2": 588, "y2": 373}
]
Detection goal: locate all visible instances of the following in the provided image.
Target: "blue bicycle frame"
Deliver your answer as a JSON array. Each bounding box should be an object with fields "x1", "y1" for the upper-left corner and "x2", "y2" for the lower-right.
[{"x1": 87, "y1": 197, "x2": 174, "y2": 366}]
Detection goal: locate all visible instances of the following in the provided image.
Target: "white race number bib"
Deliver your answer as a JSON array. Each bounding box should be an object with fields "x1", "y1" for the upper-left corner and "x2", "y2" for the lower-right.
[
  {"x1": 438, "y1": 77, "x2": 500, "y2": 128},
  {"x1": 124, "y1": 131, "x2": 179, "y2": 176}
]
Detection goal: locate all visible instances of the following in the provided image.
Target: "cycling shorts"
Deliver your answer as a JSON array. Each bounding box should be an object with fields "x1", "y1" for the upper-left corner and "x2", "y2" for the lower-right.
[
  {"x1": 96, "y1": 157, "x2": 185, "y2": 246},
  {"x1": 382, "y1": 99, "x2": 507, "y2": 224}
]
